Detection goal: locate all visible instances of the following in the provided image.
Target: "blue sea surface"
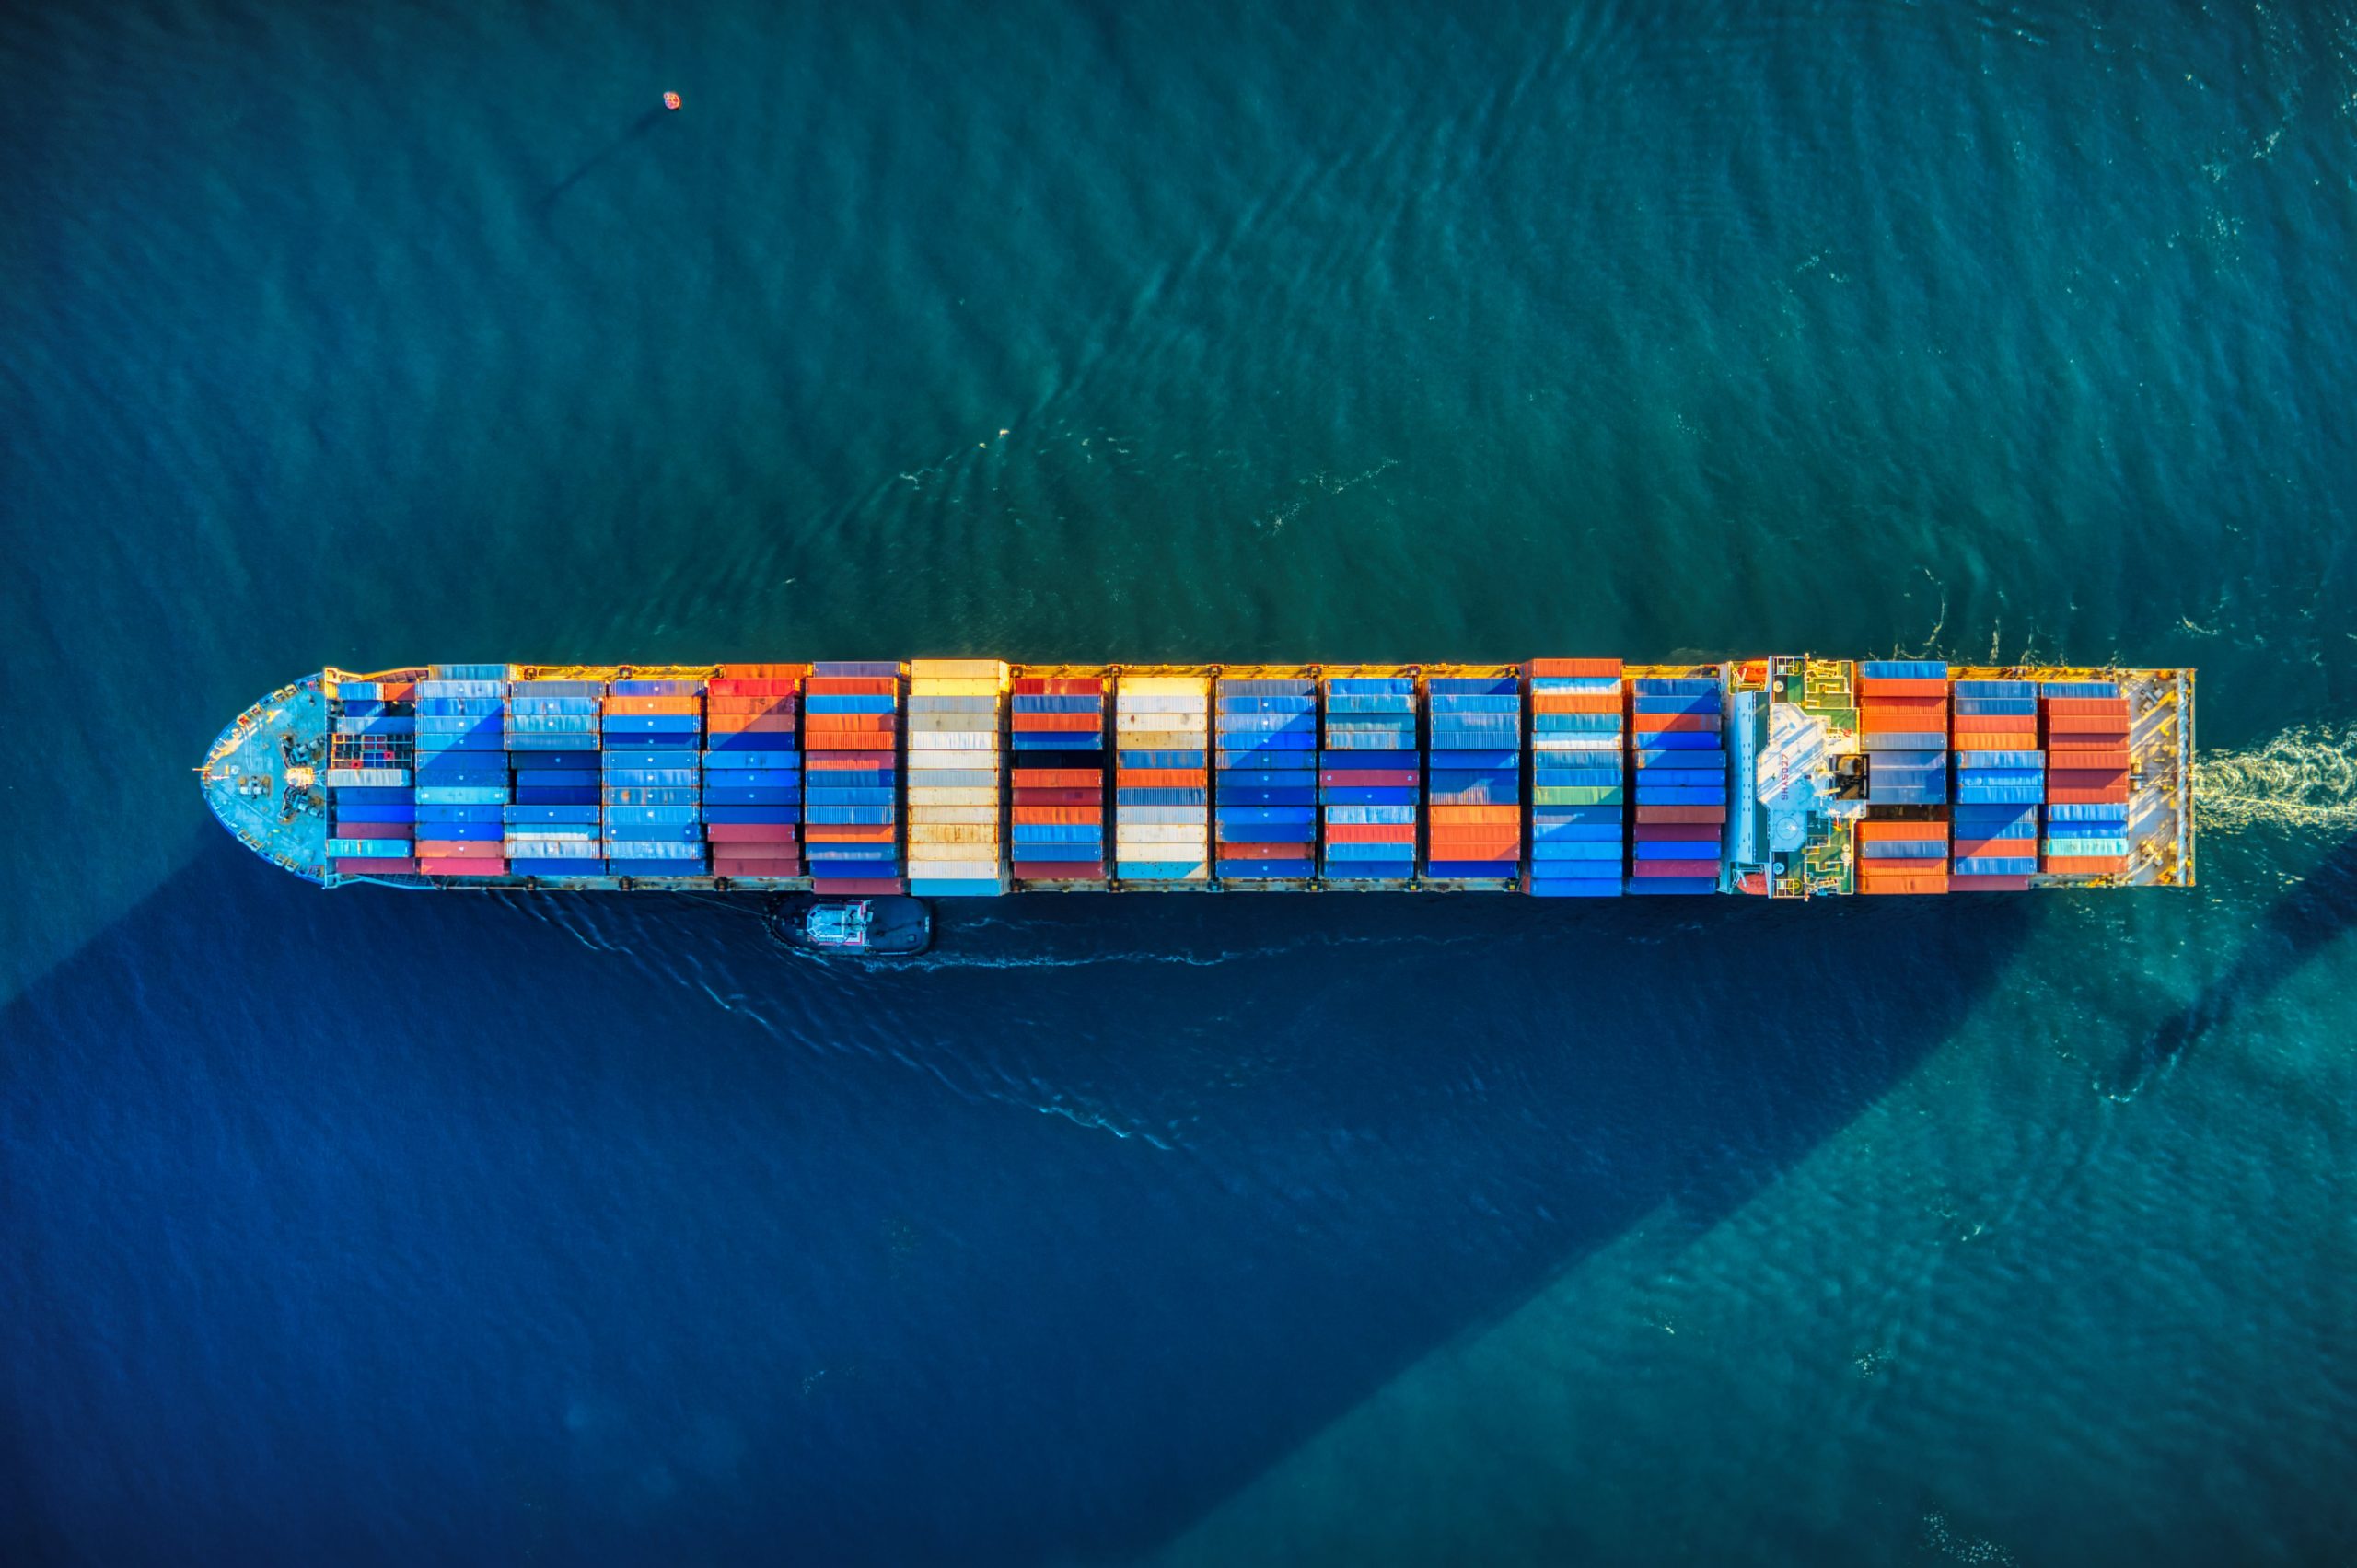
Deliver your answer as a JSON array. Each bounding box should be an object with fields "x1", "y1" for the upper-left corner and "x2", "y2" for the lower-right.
[{"x1": 6, "y1": 2, "x2": 2357, "y2": 1563}]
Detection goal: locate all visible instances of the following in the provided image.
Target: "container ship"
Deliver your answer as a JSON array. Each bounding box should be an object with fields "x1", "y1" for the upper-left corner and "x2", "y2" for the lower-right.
[{"x1": 201, "y1": 657, "x2": 2196, "y2": 900}]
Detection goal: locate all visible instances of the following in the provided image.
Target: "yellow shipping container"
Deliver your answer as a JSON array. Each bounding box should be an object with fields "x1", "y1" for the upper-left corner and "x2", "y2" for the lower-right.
[
  {"x1": 908, "y1": 660, "x2": 1006, "y2": 681},
  {"x1": 908, "y1": 824, "x2": 998, "y2": 844}
]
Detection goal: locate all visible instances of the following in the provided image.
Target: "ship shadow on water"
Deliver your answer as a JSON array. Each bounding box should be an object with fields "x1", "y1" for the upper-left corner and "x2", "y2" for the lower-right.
[
  {"x1": 1, "y1": 840, "x2": 2028, "y2": 1566},
  {"x1": 2103, "y1": 832, "x2": 2357, "y2": 1099}
]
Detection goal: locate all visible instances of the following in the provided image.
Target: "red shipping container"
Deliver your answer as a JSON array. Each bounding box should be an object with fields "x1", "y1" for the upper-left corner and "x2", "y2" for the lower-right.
[
  {"x1": 1327, "y1": 823, "x2": 1416, "y2": 842},
  {"x1": 2049, "y1": 767, "x2": 2130, "y2": 788},
  {"x1": 805, "y1": 678, "x2": 898, "y2": 695},
  {"x1": 711, "y1": 842, "x2": 800, "y2": 861},
  {"x1": 1320, "y1": 769, "x2": 1419, "y2": 787},
  {"x1": 1633, "y1": 823, "x2": 1719, "y2": 841},
  {"x1": 1855, "y1": 677, "x2": 1949, "y2": 697},
  {"x1": 420, "y1": 857, "x2": 506, "y2": 877},
  {"x1": 713, "y1": 860, "x2": 798, "y2": 878},
  {"x1": 1631, "y1": 713, "x2": 1722, "y2": 732},
  {"x1": 1012, "y1": 806, "x2": 1102, "y2": 825},
  {"x1": 1950, "y1": 875, "x2": 2032, "y2": 892},
  {"x1": 805, "y1": 824, "x2": 898, "y2": 843},
  {"x1": 1014, "y1": 861, "x2": 1106, "y2": 880},
  {"x1": 807, "y1": 733, "x2": 893, "y2": 750},
  {"x1": 806, "y1": 753, "x2": 896, "y2": 771},
  {"x1": 1532, "y1": 693, "x2": 1622, "y2": 714},
  {"x1": 2044, "y1": 697, "x2": 2130, "y2": 716},
  {"x1": 1633, "y1": 859, "x2": 1718, "y2": 878},
  {"x1": 1013, "y1": 788, "x2": 1103, "y2": 807},
  {"x1": 1636, "y1": 806, "x2": 1727, "y2": 824},
  {"x1": 2049, "y1": 785, "x2": 2131, "y2": 805},
  {"x1": 1218, "y1": 841, "x2": 1310, "y2": 860},
  {"x1": 805, "y1": 714, "x2": 896, "y2": 731},
  {"x1": 715, "y1": 664, "x2": 808, "y2": 680},
  {"x1": 709, "y1": 677, "x2": 804, "y2": 695},
  {"x1": 811, "y1": 877, "x2": 906, "y2": 894},
  {"x1": 1011, "y1": 678, "x2": 1107, "y2": 695},
  {"x1": 1953, "y1": 836, "x2": 2035, "y2": 857},
  {"x1": 1012, "y1": 713, "x2": 1100, "y2": 732},
  {"x1": 332, "y1": 821, "x2": 412, "y2": 840},
  {"x1": 1526, "y1": 657, "x2": 1622, "y2": 678},
  {"x1": 705, "y1": 823, "x2": 799, "y2": 842},
  {"x1": 333, "y1": 857, "x2": 418, "y2": 874}
]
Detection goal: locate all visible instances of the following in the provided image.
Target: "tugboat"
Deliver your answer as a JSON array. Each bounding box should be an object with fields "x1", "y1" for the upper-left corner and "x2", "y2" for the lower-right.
[{"x1": 765, "y1": 894, "x2": 932, "y2": 958}]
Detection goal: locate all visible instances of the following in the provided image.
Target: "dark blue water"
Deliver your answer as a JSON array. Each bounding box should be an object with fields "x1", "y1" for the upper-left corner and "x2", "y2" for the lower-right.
[{"x1": 6, "y1": 2, "x2": 2357, "y2": 1563}]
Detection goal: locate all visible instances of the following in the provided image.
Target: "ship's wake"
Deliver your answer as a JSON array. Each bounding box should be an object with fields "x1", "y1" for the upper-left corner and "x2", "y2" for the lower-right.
[{"x1": 2191, "y1": 724, "x2": 2357, "y2": 832}]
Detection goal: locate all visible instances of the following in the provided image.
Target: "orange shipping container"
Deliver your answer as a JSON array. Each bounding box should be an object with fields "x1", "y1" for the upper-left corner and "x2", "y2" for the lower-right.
[
  {"x1": 1855, "y1": 820, "x2": 1948, "y2": 841},
  {"x1": 2044, "y1": 697, "x2": 2131, "y2": 717},
  {"x1": 805, "y1": 824, "x2": 898, "y2": 843},
  {"x1": 1012, "y1": 770, "x2": 1102, "y2": 789},
  {"x1": 1118, "y1": 768, "x2": 1206, "y2": 787},
  {"x1": 1532, "y1": 693, "x2": 1623, "y2": 714},
  {"x1": 1428, "y1": 805, "x2": 1519, "y2": 824},
  {"x1": 1012, "y1": 714, "x2": 1101, "y2": 733},
  {"x1": 1855, "y1": 678, "x2": 1950, "y2": 697},
  {"x1": 2042, "y1": 855, "x2": 2128, "y2": 875},
  {"x1": 1012, "y1": 807, "x2": 1102, "y2": 825},
  {"x1": 1526, "y1": 658, "x2": 1622, "y2": 678}
]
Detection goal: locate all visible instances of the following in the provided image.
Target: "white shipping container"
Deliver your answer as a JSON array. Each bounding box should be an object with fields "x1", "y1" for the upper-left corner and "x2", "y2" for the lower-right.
[
  {"x1": 1120, "y1": 694, "x2": 1210, "y2": 714},
  {"x1": 904, "y1": 858, "x2": 1003, "y2": 878},
  {"x1": 908, "y1": 731, "x2": 1000, "y2": 749},
  {"x1": 907, "y1": 786, "x2": 998, "y2": 807},
  {"x1": 326, "y1": 767, "x2": 411, "y2": 787},
  {"x1": 1119, "y1": 678, "x2": 1208, "y2": 697},
  {"x1": 907, "y1": 841, "x2": 1000, "y2": 860},
  {"x1": 1117, "y1": 806, "x2": 1208, "y2": 824},
  {"x1": 1117, "y1": 825, "x2": 1208, "y2": 844}
]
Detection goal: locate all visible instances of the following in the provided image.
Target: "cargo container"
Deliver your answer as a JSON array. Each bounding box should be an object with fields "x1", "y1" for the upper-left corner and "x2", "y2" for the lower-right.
[
  {"x1": 1627, "y1": 663, "x2": 1727, "y2": 895},
  {"x1": 1525, "y1": 657, "x2": 1627, "y2": 897},
  {"x1": 1009, "y1": 668, "x2": 1110, "y2": 888},
  {"x1": 803, "y1": 662, "x2": 904, "y2": 894},
  {"x1": 1116, "y1": 674, "x2": 1211, "y2": 882},
  {"x1": 1320, "y1": 668, "x2": 1418, "y2": 889},
  {"x1": 1424, "y1": 669, "x2": 1521, "y2": 887},
  {"x1": 210, "y1": 657, "x2": 2197, "y2": 900},
  {"x1": 706, "y1": 663, "x2": 807, "y2": 883},
  {"x1": 905, "y1": 659, "x2": 1008, "y2": 897},
  {"x1": 1216, "y1": 671, "x2": 1316, "y2": 885}
]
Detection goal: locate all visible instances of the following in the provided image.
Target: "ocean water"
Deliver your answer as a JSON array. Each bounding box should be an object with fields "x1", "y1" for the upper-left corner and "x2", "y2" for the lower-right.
[{"x1": 6, "y1": 0, "x2": 2357, "y2": 1562}]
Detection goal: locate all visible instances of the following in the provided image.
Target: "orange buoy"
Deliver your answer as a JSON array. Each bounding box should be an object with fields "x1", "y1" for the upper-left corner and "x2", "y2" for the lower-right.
[{"x1": 663, "y1": 91, "x2": 682, "y2": 111}]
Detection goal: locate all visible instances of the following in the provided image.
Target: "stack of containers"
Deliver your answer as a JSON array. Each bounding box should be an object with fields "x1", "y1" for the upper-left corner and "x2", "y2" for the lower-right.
[
  {"x1": 803, "y1": 662, "x2": 904, "y2": 893},
  {"x1": 906, "y1": 659, "x2": 1008, "y2": 897},
  {"x1": 1318, "y1": 675, "x2": 1417, "y2": 883},
  {"x1": 326, "y1": 678, "x2": 418, "y2": 876},
  {"x1": 704, "y1": 664, "x2": 806, "y2": 882},
  {"x1": 2041, "y1": 681, "x2": 2133, "y2": 875},
  {"x1": 1856, "y1": 660, "x2": 1950, "y2": 806},
  {"x1": 1009, "y1": 672, "x2": 1109, "y2": 882},
  {"x1": 1854, "y1": 820, "x2": 1952, "y2": 894},
  {"x1": 1115, "y1": 675, "x2": 1212, "y2": 882},
  {"x1": 1629, "y1": 672, "x2": 1724, "y2": 894},
  {"x1": 1527, "y1": 658, "x2": 1627, "y2": 897},
  {"x1": 600, "y1": 678, "x2": 706, "y2": 878},
  {"x1": 1215, "y1": 676, "x2": 1318, "y2": 882},
  {"x1": 412, "y1": 666, "x2": 510, "y2": 878},
  {"x1": 1949, "y1": 679, "x2": 2043, "y2": 890},
  {"x1": 1424, "y1": 675, "x2": 1522, "y2": 882},
  {"x1": 502, "y1": 676, "x2": 606, "y2": 877}
]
